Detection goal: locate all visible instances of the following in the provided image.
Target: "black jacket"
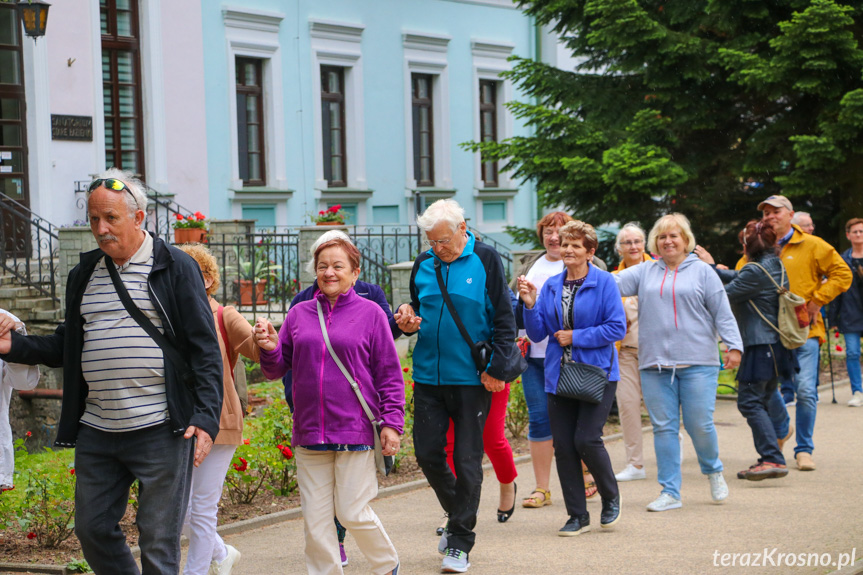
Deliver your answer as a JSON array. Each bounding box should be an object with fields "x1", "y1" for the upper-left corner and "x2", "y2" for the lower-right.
[
  {"x1": 1, "y1": 233, "x2": 223, "y2": 446},
  {"x1": 714, "y1": 252, "x2": 787, "y2": 347},
  {"x1": 828, "y1": 248, "x2": 863, "y2": 333}
]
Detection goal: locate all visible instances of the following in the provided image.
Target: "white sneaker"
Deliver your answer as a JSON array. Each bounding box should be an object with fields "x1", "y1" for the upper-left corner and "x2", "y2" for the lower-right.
[
  {"x1": 708, "y1": 472, "x2": 728, "y2": 503},
  {"x1": 646, "y1": 493, "x2": 682, "y2": 512},
  {"x1": 615, "y1": 464, "x2": 646, "y2": 482},
  {"x1": 848, "y1": 392, "x2": 863, "y2": 407},
  {"x1": 209, "y1": 544, "x2": 241, "y2": 575}
]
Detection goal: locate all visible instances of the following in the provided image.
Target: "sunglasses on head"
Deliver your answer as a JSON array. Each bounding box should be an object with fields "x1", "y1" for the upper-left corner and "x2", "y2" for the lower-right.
[{"x1": 87, "y1": 178, "x2": 132, "y2": 196}]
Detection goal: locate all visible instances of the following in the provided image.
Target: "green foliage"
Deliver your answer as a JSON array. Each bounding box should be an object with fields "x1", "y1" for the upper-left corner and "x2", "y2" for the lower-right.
[
  {"x1": 66, "y1": 559, "x2": 93, "y2": 573},
  {"x1": 16, "y1": 452, "x2": 76, "y2": 548},
  {"x1": 504, "y1": 226, "x2": 544, "y2": 250},
  {"x1": 224, "y1": 401, "x2": 296, "y2": 504},
  {"x1": 505, "y1": 377, "x2": 529, "y2": 439},
  {"x1": 475, "y1": 0, "x2": 863, "y2": 260}
]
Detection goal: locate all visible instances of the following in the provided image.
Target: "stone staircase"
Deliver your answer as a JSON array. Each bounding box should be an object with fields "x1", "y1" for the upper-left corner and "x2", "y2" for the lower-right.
[{"x1": 0, "y1": 266, "x2": 63, "y2": 329}]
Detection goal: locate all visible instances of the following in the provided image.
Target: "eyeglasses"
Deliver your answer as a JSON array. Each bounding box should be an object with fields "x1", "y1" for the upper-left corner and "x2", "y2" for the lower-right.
[
  {"x1": 88, "y1": 178, "x2": 133, "y2": 197},
  {"x1": 620, "y1": 239, "x2": 644, "y2": 247},
  {"x1": 424, "y1": 232, "x2": 457, "y2": 249}
]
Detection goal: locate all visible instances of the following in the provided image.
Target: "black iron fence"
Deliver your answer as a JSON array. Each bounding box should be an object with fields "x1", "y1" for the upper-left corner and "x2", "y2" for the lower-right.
[
  {"x1": 0, "y1": 192, "x2": 59, "y2": 303},
  {"x1": 205, "y1": 231, "x2": 302, "y2": 317}
]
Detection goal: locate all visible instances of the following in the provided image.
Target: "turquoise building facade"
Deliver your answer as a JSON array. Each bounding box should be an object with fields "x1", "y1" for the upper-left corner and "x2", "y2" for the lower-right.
[{"x1": 200, "y1": 0, "x2": 539, "y2": 241}]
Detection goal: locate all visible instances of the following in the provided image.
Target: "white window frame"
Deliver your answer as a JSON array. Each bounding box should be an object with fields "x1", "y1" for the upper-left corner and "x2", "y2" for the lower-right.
[
  {"x1": 471, "y1": 40, "x2": 516, "y2": 234},
  {"x1": 224, "y1": 7, "x2": 287, "y2": 191},
  {"x1": 311, "y1": 19, "x2": 366, "y2": 191},
  {"x1": 471, "y1": 39, "x2": 515, "y2": 191},
  {"x1": 402, "y1": 32, "x2": 452, "y2": 193}
]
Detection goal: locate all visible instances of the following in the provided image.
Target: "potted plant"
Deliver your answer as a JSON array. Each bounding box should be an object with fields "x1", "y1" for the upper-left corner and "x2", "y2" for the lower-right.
[
  {"x1": 232, "y1": 247, "x2": 282, "y2": 306},
  {"x1": 173, "y1": 211, "x2": 208, "y2": 244},
  {"x1": 310, "y1": 204, "x2": 347, "y2": 226}
]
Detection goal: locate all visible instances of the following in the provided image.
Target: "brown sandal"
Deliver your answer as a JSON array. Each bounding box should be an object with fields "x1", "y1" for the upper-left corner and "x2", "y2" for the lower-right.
[
  {"x1": 522, "y1": 487, "x2": 552, "y2": 508},
  {"x1": 583, "y1": 465, "x2": 598, "y2": 499}
]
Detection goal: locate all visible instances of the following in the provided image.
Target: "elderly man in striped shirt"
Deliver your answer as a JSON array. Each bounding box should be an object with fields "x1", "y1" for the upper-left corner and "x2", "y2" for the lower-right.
[{"x1": 0, "y1": 169, "x2": 223, "y2": 575}]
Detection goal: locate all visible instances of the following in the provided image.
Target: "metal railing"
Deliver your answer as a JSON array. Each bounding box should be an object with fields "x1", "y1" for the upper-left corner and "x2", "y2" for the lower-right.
[
  {"x1": 206, "y1": 230, "x2": 302, "y2": 317},
  {"x1": 0, "y1": 192, "x2": 59, "y2": 302}
]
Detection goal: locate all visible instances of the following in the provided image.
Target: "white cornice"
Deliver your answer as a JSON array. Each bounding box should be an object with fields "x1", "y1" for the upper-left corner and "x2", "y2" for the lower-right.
[
  {"x1": 441, "y1": 0, "x2": 517, "y2": 8},
  {"x1": 309, "y1": 19, "x2": 365, "y2": 42},
  {"x1": 403, "y1": 31, "x2": 452, "y2": 53},
  {"x1": 223, "y1": 7, "x2": 285, "y2": 34},
  {"x1": 471, "y1": 39, "x2": 515, "y2": 59}
]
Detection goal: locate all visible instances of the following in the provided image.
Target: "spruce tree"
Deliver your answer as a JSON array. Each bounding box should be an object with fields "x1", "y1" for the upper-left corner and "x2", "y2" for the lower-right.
[{"x1": 467, "y1": 0, "x2": 863, "y2": 258}]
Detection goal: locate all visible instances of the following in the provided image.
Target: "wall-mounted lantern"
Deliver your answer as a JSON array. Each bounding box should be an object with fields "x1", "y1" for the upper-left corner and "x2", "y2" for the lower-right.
[{"x1": 18, "y1": 0, "x2": 50, "y2": 41}]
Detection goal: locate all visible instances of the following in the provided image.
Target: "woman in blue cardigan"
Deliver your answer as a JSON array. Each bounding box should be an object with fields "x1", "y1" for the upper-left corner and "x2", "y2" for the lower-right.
[{"x1": 518, "y1": 220, "x2": 626, "y2": 537}]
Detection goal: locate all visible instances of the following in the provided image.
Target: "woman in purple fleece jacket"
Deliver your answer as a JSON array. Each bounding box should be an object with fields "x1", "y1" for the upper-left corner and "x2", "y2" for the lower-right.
[{"x1": 254, "y1": 236, "x2": 403, "y2": 575}]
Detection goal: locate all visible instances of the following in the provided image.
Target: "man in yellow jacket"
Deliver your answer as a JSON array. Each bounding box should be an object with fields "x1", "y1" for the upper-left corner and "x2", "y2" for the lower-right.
[{"x1": 739, "y1": 195, "x2": 852, "y2": 471}]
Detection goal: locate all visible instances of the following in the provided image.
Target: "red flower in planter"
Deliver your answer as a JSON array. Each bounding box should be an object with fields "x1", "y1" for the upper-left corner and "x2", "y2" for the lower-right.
[
  {"x1": 27, "y1": 532, "x2": 36, "y2": 540},
  {"x1": 175, "y1": 213, "x2": 184, "y2": 221},
  {"x1": 232, "y1": 457, "x2": 248, "y2": 473},
  {"x1": 194, "y1": 211, "x2": 206, "y2": 221}
]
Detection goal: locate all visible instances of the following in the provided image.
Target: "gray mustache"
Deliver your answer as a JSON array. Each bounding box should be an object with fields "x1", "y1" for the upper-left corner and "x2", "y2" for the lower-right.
[{"x1": 98, "y1": 234, "x2": 118, "y2": 242}]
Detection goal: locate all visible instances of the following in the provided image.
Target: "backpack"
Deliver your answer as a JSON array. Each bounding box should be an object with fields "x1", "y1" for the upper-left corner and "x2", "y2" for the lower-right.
[{"x1": 745, "y1": 261, "x2": 810, "y2": 350}]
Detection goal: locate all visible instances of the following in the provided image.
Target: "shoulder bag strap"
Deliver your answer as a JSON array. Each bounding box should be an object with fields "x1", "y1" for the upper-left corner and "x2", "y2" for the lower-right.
[
  {"x1": 105, "y1": 256, "x2": 193, "y2": 377},
  {"x1": 216, "y1": 306, "x2": 235, "y2": 384},
  {"x1": 316, "y1": 298, "x2": 378, "y2": 426},
  {"x1": 434, "y1": 259, "x2": 478, "y2": 354},
  {"x1": 743, "y1": 262, "x2": 782, "y2": 335},
  {"x1": 746, "y1": 261, "x2": 787, "y2": 293}
]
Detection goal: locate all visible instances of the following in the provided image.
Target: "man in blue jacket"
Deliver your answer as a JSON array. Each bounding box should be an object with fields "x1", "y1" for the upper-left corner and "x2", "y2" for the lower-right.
[
  {"x1": 0, "y1": 170, "x2": 223, "y2": 575},
  {"x1": 395, "y1": 199, "x2": 522, "y2": 574}
]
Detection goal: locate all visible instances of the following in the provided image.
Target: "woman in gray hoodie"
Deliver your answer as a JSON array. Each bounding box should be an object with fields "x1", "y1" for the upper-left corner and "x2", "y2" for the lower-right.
[{"x1": 615, "y1": 213, "x2": 743, "y2": 513}]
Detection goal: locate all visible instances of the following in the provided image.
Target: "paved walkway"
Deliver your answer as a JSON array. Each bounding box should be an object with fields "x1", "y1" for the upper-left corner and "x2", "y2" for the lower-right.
[{"x1": 211, "y1": 391, "x2": 863, "y2": 575}]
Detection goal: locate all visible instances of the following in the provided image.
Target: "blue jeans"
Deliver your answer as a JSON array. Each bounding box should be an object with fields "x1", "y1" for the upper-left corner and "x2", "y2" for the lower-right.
[
  {"x1": 771, "y1": 337, "x2": 819, "y2": 455},
  {"x1": 74, "y1": 423, "x2": 194, "y2": 575},
  {"x1": 640, "y1": 365, "x2": 723, "y2": 500},
  {"x1": 522, "y1": 357, "x2": 552, "y2": 442},
  {"x1": 845, "y1": 332, "x2": 863, "y2": 395}
]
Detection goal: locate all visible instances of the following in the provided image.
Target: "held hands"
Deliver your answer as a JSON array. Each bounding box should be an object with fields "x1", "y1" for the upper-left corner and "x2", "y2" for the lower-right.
[
  {"x1": 723, "y1": 349, "x2": 742, "y2": 370},
  {"x1": 184, "y1": 426, "x2": 213, "y2": 467},
  {"x1": 253, "y1": 317, "x2": 278, "y2": 351},
  {"x1": 554, "y1": 330, "x2": 573, "y2": 347},
  {"x1": 394, "y1": 304, "x2": 422, "y2": 333},
  {"x1": 516, "y1": 276, "x2": 538, "y2": 309},
  {"x1": 481, "y1": 371, "x2": 505, "y2": 392},
  {"x1": 380, "y1": 426, "x2": 401, "y2": 456}
]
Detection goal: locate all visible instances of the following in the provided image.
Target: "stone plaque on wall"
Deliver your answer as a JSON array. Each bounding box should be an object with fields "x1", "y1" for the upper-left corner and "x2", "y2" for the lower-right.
[{"x1": 51, "y1": 114, "x2": 93, "y2": 141}]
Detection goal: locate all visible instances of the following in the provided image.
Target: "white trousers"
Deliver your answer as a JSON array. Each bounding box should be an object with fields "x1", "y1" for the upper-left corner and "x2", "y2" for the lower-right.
[
  {"x1": 616, "y1": 347, "x2": 644, "y2": 468},
  {"x1": 182, "y1": 444, "x2": 236, "y2": 575},
  {"x1": 296, "y1": 447, "x2": 398, "y2": 575}
]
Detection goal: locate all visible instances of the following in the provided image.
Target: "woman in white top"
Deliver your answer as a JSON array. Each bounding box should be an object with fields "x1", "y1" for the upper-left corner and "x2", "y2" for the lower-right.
[
  {"x1": 510, "y1": 212, "x2": 572, "y2": 508},
  {"x1": 0, "y1": 309, "x2": 40, "y2": 490}
]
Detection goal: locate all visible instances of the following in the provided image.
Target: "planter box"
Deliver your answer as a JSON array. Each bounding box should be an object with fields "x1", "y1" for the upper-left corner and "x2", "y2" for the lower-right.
[
  {"x1": 237, "y1": 279, "x2": 268, "y2": 306},
  {"x1": 174, "y1": 228, "x2": 207, "y2": 244}
]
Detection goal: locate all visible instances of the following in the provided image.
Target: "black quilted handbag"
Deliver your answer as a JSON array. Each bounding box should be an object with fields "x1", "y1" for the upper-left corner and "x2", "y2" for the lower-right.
[{"x1": 556, "y1": 360, "x2": 608, "y2": 404}]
